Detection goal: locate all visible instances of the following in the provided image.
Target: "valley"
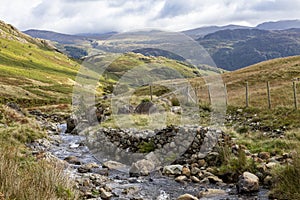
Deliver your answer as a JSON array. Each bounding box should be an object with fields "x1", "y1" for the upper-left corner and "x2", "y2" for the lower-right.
[{"x1": 0, "y1": 18, "x2": 300, "y2": 200}]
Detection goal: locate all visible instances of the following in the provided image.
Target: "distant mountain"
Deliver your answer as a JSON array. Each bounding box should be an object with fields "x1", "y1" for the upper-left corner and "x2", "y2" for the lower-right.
[
  {"x1": 256, "y1": 20, "x2": 300, "y2": 30},
  {"x1": 182, "y1": 20, "x2": 300, "y2": 39},
  {"x1": 24, "y1": 20, "x2": 300, "y2": 68},
  {"x1": 76, "y1": 32, "x2": 118, "y2": 40},
  {"x1": 182, "y1": 25, "x2": 249, "y2": 39},
  {"x1": 23, "y1": 29, "x2": 87, "y2": 44},
  {"x1": 198, "y1": 28, "x2": 300, "y2": 70}
]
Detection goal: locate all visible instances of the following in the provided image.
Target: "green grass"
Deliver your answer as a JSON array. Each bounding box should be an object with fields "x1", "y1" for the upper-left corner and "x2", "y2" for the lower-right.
[
  {"x1": 0, "y1": 35, "x2": 80, "y2": 107},
  {"x1": 270, "y1": 148, "x2": 300, "y2": 199},
  {"x1": 226, "y1": 106, "x2": 300, "y2": 131},
  {"x1": 138, "y1": 141, "x2": 156, "y2": 153},
  {"x1": 214, "y1": 146, "x2": 258, "y2": 183}
]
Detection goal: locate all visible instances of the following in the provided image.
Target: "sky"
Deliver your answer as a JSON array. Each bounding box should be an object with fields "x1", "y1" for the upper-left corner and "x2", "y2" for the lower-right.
[{"x1": 0, "y1": 0, "x2": 300, "y2": 34}]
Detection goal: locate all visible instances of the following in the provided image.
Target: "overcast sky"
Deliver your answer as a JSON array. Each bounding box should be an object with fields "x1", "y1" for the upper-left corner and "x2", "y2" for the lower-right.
[{"x1": 0, "y1": 0, "x2": 299, "y2": 34}]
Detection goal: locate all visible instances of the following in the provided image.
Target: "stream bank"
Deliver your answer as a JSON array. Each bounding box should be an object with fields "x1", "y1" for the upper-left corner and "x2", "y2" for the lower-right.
[{"x1": 29, "y1": 121, "x2": 269, "y2": 200}]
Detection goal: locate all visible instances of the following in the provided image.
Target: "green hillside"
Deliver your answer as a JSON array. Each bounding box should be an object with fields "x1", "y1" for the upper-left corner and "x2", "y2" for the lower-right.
[
  {"x1": 0, "y1": 20, "x2": 214, "y2": 107},
  {"x1": 0, "y1": 20, "x2": 80, "y2": 106}
]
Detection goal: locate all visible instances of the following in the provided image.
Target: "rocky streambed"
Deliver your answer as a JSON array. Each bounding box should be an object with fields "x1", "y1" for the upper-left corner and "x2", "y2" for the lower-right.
[{"x1": 28, "y1": 119, "x2": 270, "y2": 200}]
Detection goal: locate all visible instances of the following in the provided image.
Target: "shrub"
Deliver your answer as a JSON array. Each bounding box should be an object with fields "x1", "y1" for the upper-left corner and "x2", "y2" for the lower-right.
[
  {"x1": 170, "y1": 97, "x2": 180, "y2": 106},
  {"x1": 141, "y1": 98, "x2": 151, "y2": 103}
]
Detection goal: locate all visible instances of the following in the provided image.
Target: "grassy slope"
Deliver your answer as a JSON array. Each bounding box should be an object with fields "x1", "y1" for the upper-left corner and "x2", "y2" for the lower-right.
[
  {"x1": 0, "y1": 21, "x2": 80, "y2": 106},
  {"x1": 191, "y1": 55, "x2": 300, "y2": 108},
  {"x1": 0, "y1": 21, "x2": 217, "y2": 107},
  {"x1": 0, "y1": 21, "x2": 81, "y2": 199},
  {"x1": 223, "y1": 56, "x2": 300, "y2": 108}
]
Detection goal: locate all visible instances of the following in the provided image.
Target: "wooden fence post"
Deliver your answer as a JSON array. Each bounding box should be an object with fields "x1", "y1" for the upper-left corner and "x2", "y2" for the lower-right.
[
  {"x1": 207, "y1": 84, "x2": 211, "y2": 104},
  {"x1": 267, "y1": 81, "x2": 271, "y2": 109},
  {"x1": 293, "y1": 81, "x2": 298, "y2": 109},
  {"x1": 149, "y1": 84, "x2": 153, "y2": 101},
  {"x1": 224, "y1": 83, "x2": 228, "y2": 106},
  {"x1": 246, "y1": 81, "x2": 249, "y2": 107},
  {"x1": 187, "y1": 86, "x2": 190, "y2": 103}
]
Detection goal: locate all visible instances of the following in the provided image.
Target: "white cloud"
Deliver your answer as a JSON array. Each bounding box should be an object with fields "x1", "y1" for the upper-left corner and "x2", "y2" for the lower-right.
[{"x1": 0, "y1": 0, "x2": 299, "y2": 34}]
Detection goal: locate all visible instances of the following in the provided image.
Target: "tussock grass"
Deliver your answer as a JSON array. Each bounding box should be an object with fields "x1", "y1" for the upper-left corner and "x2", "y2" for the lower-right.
[
  {"x1": 270, "y1": 148, "x2": 300, "y2": 199},
  {"x1": 215, "y1": 145, "x2": 258, "y2": 183},
  {"x1": 0, "y1": 144, "x2": 79, "y2": 200},
  {"x1": 0, "y1": 105, "x2": 79, "y2": 199}
]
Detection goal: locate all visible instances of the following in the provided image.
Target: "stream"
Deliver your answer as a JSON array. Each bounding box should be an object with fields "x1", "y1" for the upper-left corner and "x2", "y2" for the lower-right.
[{"x1": 48, "y1": 124, "x2": 269, "y2": 200}]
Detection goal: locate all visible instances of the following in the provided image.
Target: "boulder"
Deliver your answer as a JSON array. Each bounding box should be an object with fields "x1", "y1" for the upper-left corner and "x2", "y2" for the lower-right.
[
  {"x1": 198, "y1": 189, "x2": 227, "y2": 198},
  {"x1": 191, "y1": 176, "x2": 200, "y2": 183},
  {"x1": 207, "y1": 175, "x2": 223, "y2": 184},
  {"x1": 117, "y1": 105, "x2": 134, "y2": 114},
  {"x1": 134, "y1": 101, "x2": 157, "y2": 114},
  {"x1": 102, "y1": 160, "x2": 127, "y2": 171},
  {"x1": 175, "y1": 175, "x2": 188, "y2": 183},
  {"x1": 66, "y1": 116, "x2": 77, "y2": 134},
  {"x1": 86, "y1": 105, "x2": 104, "y2": 125},
  {"x1": 266, "y1": 162, "x2": 278, "y2": 169},
  {"x1": 258, "y1": 152, "x2": 271, "y2": 160},
  {"x1": 237, "y1": 172, "x2": 259, "y2": 193},
  {"x1": 171, "y1": 106, "x2": 182, "y2": 114},
  {"x1": 6, "y1": 102, "x2": 22, "y2": 113},
  {"x1": 182, "y1": 166, "x2": 191, "y2": 177},
  {"x1": 190, "y1": 166, "x2": 201, "y2": 175},
  {"x1": 78, "y1": 163, "x2": 99, "y2": 173},
  {"x1": 163, "y1": 165, "x2": 183, "y2": 176},
  {"x1": 129, "y1": 159, "x2": 155, "y2": 177},
  {"x1": 64, "y1": 156, "x2": 82, "y2": 165},
  {"x1": 177, "y1": 194, "x2": 198, "y2": 200},
  {"x1": 100, "y1": 188, "x2": 113, "y2": 199}
]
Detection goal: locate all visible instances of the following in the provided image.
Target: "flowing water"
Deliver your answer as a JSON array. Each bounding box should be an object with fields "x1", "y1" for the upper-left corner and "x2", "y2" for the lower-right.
[{"x1": 49, "y1": 124, "x2": 269, "y2": 200}]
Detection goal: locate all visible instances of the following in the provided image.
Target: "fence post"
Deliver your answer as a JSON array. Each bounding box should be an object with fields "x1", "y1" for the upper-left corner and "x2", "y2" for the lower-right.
[
  {"x1": 207, "y1": 84, "x2": 211, "y2": 104},
  {"x1": 187, "y1": 86, "x2": 190, "y2": 103},
  {"x1": 293, "y1": 81, "x2": 298, "y2": 109},
  {"x1": 267, "y1": 81, "x2": 271, "y2": 109},
  {"x1": 195, "y1": 87, "x2": 199, "y2": 102},
  {"x1": 149, "y1": 84, "x2": 153, "y2": 101},
  {"x1": 246, "y1": 81, "x2": 249, "y2": 107},
  {"x1": 224, "y1": 83, "x2": 228, "y2": 106}
]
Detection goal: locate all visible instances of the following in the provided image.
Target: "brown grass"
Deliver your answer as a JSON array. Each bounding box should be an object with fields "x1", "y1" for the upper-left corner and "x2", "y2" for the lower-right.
[
  {"x1": 0, "y1": 144, "x2": 79, "y2": 200},
  {"x1": 190, "y1": 56, "x2": 300, "y2": 108},
  {"x1": 0, "y1": 105, "x2": 79, "y2": 200},
  {"x1": 270, "y1": 148, "x2": 300, "y2": 199}
]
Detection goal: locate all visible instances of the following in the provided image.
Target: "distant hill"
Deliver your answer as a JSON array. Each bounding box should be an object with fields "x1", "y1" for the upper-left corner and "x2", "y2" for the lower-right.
[
  {"x1": 182, "y1": 20, "x2": 300, "y2": 39},
  {"x1": 76, "y1": 32, "x2": 118, "y2": 40},
  {"x1": 256, "y1": 20, "x2": 300, "y2": 30},
  {"x1": 23, "y1": 29, "x2": 87, "y2": 44},
  {"x1": 24, "y1": 20, "x2": 300, "y2": 71},
  {"x1": 182, "y1": 25, "x2": 249, "y2": 39},
  {"x1": 24, "y1": 29, "x2": 119, "y2": 43},
  {"x1": 198, "y1": 28, "x2": 300, "y2": 71}
]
